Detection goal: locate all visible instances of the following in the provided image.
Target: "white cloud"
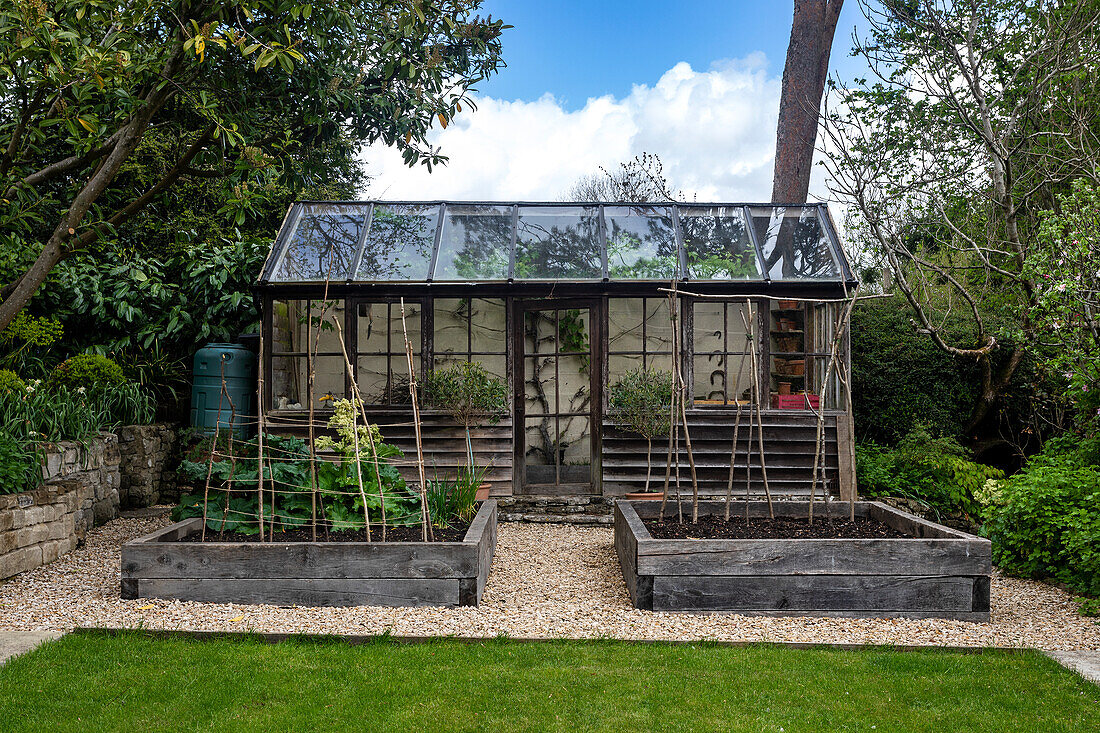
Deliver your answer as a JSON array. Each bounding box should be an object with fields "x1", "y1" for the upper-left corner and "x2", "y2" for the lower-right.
[{"x1": 361, "y1": 54, "x2": 827, "y2": 203}]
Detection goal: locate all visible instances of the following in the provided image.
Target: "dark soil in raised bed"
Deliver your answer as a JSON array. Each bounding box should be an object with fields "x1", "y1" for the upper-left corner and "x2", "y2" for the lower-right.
[
  {"x1": 174, "y1": 519, "x2": 472, "y2": 543},
  {"x1": 643, "y1": 514, "x2": 909, "y2": 540}
]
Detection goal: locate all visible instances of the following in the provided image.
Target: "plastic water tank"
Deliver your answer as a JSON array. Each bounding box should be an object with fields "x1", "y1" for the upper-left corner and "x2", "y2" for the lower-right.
[{"x1": 190, "y1": 343, "x2": 256, "y2": 437}]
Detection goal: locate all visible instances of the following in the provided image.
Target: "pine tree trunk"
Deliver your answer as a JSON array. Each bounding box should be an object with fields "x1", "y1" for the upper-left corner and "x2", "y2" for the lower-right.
[{"x1": 772, "y1": 0, "x2": 844, "y2": 204}]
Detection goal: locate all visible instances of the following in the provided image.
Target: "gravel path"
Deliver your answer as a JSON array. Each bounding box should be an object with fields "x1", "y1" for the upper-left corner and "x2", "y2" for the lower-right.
[{"x1": 1, "y1": 514, "x2": 1097, "y2": 650}]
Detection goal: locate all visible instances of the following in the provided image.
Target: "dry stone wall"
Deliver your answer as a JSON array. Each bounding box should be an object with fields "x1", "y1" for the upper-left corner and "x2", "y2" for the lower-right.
[
  {"x1": 1, "y1": 434, "x2": 119, "y2": 580},
  {"x1": 1, "y1": 425, "x2": 180, "y2": 580},
  {"x1": 0, "y1": 480, "x2": 91, "y2": 580},
  {"x1": 117, "y1": 424, "x2": 179, "y2": 507}
]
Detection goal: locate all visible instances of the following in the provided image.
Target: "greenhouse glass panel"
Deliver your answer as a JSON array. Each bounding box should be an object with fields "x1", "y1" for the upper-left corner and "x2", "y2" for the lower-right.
[
  {"x1": 603, "y1": 206, "x2": 679, "y2": 279},
  {"x1": 270, "y1": 204, "x2": 364, "y2": 282},
  {"x1": 514, "y1": 206, "x2": 602, "y2": 280},
  {"x1": 679, "y1": 206, "x2": 760, "y2": 280},
  {"x1": 434, "y1": 204, "x2": 513, "y2": 280},
  {"x1": 355, "y1": 204, "x2": 438, "y2": 280},
  {"x1": 751, "y1": 206, "x2": 840, "y2": 280}
]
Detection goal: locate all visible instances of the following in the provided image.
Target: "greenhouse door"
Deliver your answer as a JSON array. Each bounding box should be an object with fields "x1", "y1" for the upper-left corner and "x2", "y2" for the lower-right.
[{"x1": 514, "y1": 300, "x2": 601, "y2": 495}]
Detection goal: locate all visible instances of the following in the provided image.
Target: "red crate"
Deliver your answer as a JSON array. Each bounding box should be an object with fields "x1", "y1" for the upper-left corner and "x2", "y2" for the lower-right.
[{"x1": 771, "y1": 393, "x2": 820, "y2": 410}]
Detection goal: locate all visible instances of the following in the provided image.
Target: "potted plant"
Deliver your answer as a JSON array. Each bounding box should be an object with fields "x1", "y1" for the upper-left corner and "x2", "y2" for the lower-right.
[
  {"x1": 608, "y1": 367, "x2": 674, "y2": 499},
  {"x1": 424, "y1": 361, "x2": 508, "y2": 500}
]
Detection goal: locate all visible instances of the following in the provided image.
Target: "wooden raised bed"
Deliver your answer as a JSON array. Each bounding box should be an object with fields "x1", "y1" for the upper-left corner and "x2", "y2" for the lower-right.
[
  {"x1": 615, "y1": 500, "x2": 991, "y2": 621},
  {"x1": 121, "y1": 500, "x2": 497, "y2": 608}
]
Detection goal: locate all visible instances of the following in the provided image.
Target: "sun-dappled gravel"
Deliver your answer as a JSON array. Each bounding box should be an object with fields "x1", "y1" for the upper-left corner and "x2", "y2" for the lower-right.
[{"x1": 1, "y1": 513, "x2": 1097, "y2": 650}]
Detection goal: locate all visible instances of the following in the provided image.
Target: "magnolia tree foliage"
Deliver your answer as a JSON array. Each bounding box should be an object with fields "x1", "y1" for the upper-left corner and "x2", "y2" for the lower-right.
[
  {"x1": 0, "y1": 0, "x2": 508, "y2": 330},
  {"x1": 1031, "y1": 177, "x2": 1100, "y2": 422},
  {"x1": 823, "y1": 0, "x2": 1100, "y2": 439}
]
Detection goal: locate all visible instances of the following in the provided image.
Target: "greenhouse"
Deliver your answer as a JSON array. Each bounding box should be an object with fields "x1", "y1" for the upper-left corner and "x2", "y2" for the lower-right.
[{"x1": 256, "y1": 201, "x2": 859, "y2": 499}]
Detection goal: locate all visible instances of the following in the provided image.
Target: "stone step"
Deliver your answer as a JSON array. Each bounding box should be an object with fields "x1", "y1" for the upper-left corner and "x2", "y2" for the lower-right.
[
  {"x1": 498, "y1": 512, "x2": 614, "y2": 526},
  {"x1": 496, "y1": 494, "x2": 616, "y2": 525}
]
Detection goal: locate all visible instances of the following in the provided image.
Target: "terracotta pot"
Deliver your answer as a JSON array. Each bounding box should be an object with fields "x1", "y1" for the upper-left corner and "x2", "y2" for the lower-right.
[
  {"x1": 624, "y1": 492, "x2": 663, "y2": 501},
  {"x1": 476, "y1": 483, "x2": 492, "y2": 501},
  {"x1": 774, "y1": 334, "x2": 801, "y2": 352},
  {"x1": 778, "y1": 299, "x2": 799, "y2": 310},
  {"x1": 778, "y1": 382, "x2": 792, "y2": 396},
  {"x1": 774, "y1": 358, "x2": 805, "y2": 377}
]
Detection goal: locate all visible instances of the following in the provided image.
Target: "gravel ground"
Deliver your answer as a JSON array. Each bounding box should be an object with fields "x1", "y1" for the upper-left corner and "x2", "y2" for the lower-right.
[{"x1": 1, "y1": 514, "x2": 1097, "y2": 650}]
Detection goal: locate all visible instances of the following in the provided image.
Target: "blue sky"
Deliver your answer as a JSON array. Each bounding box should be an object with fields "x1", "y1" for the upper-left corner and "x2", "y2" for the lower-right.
[
  {"x1": 475, "y1": 1, "x2": 868, "y2": 109},
  {"x1": 364, "y1": 1, "x2": 870, "y2": 202}
]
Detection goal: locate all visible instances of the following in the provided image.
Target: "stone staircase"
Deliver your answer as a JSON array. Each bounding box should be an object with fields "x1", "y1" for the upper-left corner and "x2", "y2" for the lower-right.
[{"x1": 496, "y1": 495, "x2": 616, "y2": 525}]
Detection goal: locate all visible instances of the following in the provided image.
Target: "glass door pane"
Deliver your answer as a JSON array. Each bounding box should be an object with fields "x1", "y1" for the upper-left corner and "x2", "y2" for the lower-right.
[{"x1": 519, "y1": 305, "x2": 596, "y2": 494}]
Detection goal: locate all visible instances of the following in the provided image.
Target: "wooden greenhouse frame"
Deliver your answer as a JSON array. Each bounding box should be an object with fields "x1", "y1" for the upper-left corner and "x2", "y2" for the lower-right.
[{"x1": 254, "y1": 200, "x2": 860, "y2": 502}]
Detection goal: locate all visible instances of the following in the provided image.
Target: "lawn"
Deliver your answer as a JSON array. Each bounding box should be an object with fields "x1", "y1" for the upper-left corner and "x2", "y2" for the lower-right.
[{"x1": 0, "y1": 631, "x2": 1096, "y2": 732}]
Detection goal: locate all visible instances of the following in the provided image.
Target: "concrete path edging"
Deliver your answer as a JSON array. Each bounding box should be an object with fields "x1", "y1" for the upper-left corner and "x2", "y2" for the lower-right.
[
  {"x1": 0, "y1": 631, "x2": 65, "y2": 666},
  {"x1": 1046, "y1": 651, "x2": 1100, "y2": 685}
]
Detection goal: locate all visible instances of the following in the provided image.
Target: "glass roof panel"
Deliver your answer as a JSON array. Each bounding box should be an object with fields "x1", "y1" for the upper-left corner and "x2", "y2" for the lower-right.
[
  {"x1": 269, "y1": 204, "x2": 365, "y2": 282},
  {"x1": 355, "y1": 204, "x2": 438, "y2": 281},
  {"x1": 261, "y1": 201, "x2": 853, "y2": 285},
  {"x1": 603, "y1": 206, "x2": 679, "y2": 279},
  {"x1": 678, "y1": 206, "x2": 761, "y2": 280},
  {"x1": 750, "y1": 206, "x2": 840, "y2": 279},
  {"x1": 434, "y1": 204, "x2": 513, "y2": 281},
  {"x1": 514, "y1": 206, "x2": 602, "y2": 280}
]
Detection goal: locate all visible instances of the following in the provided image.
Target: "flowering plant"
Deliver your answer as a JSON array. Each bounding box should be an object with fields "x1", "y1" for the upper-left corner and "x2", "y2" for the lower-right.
[{"x1": 1030, "y1": 177, "x2": 1100, "y2": 426}]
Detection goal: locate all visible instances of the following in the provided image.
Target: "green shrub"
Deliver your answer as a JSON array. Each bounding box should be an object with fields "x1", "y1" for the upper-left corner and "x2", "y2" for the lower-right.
[
  {"x1": 850, "y1": 298, "x2": 1045, "y2": 446},
  {"x1": 0, "y1": 381, "x2": 147, "y2": 495},
  {"x1": 608, "y1": 368, "x2": 674, "y2": 439},
  {"x1": 424, "y1": 361, "x2": 508, "y2": 470},
  {"x1": 981, "y1": 439, "x2": 1100, "y2": 599},
  {"x1": 424, "y1": 362, "x2": 508, "y2": 427},
  {"x1": 0, "y1": 312, "x2": 64, "y2": 378},
  {"x1": 856, "y1": 425, "x2": 1004, "y2": 517},
  {"x1": 0, "y1": 369, "x2": 25, "y2": 395},
  {"x1": 609, "y1": 367, "x2": 674, "y2": 493},
  {"x1": 851, "y1": 300, "x2": 978, "y2": 442},
  {"x1": 47, "y1": 354, "x2": 125, "y2": 392}
]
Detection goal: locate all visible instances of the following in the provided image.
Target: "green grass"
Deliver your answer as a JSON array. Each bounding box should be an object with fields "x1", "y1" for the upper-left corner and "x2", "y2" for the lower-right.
[{"x1": 0, "y1": 631, "x2": 1097, "y2": 732}]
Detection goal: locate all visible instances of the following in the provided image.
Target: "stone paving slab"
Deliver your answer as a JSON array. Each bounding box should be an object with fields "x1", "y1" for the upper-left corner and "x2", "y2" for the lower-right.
[
  {"x1": 0, "y1": 631, "x2": 64, "y2": 666},
  {"x1": 1046, "y1": 651, "x2": 1100, "y2": 685}
]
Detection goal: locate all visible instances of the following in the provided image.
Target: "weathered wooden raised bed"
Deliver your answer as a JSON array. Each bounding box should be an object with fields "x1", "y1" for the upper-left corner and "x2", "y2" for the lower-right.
[
  {"x1": 121, "y1": 500, "x2": 496, "y2": 608},
  {"x1": 615, "y1": 500, "x2": 991, "y2": 621}
]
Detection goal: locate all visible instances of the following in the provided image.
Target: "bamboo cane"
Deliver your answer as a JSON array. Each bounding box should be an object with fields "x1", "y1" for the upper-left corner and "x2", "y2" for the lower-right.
[
  {"x1": 740, "y1": 308, "x2": 773, "y2": 519},
  {"x1": 807, "y1": 298, "x2": 857, "y2": 524},
  {"x1": 256, "y1": 328, "x2": 266, "y2": 542},
  {"x1": 725, "y1": 342, "x2": 751, "y2": 521},
  {"x1": 660, "y1": 293, "x2": 678, "y2": 522},
  {"x1": 330, "y1": 315, "x2": 373, "y2": 540},
  {"x1": 327, "y1": 310, "x2": 389, "y2": 539},
  {"x1": 217, "y1": 368, "x2": 239, "y2": 535},
  {"x1": 199, "y1": 356, "x2": 227, "y2": 542},
  {"x1": 400, "y1": 298, "x2": 432, "y2": 541},
  {"x1": 666, "y1": 288, "x2": 701, "y2": 523}
]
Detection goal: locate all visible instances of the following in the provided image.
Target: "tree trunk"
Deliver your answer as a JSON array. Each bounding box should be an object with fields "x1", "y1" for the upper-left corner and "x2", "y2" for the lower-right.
[
  {"x1": 772, "y1": 0, "x2": 844, "y2": 204},
  {"x1": 0, "y1": 43, "x2": 184, "y2": 331},
  {"x1": 965, "y1": 343, "x2": 1026, "y2": 439}
]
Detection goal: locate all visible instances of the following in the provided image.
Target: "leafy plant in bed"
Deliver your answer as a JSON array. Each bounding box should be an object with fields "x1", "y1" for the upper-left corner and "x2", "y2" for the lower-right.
[
  {"x1": 131, "y1": 399, "x2": 498, "y2": 606},
  {"x1": 172, "y1": 401, "x2": 462, "y2": 541}
]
